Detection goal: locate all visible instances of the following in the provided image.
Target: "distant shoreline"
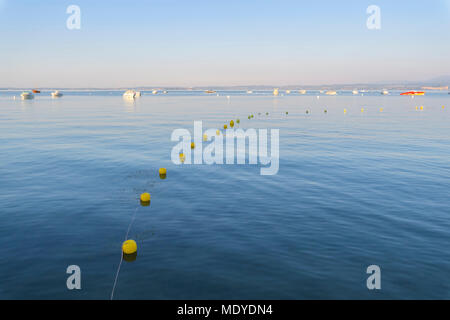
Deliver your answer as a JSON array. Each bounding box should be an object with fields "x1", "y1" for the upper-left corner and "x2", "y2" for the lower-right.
[{"x1": 1, "y1": 84, "x2": 449, "y2": 92}]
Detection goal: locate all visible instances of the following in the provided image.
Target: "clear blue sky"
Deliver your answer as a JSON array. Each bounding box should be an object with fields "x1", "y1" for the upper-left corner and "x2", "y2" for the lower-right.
[{"x1": 0, "y1": 0, "x2": 449, "y2": 87}]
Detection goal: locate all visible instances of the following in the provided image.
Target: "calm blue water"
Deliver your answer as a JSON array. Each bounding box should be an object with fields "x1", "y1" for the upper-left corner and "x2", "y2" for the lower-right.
[{"x1": 0, "y1": 91, "x2": 449, "y2": 299}]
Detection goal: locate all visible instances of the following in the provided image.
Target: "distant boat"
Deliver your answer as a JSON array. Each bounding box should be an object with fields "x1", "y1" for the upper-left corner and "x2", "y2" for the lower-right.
[
  {"x1": 21, "y1": 91, "x2": 34, "y2": 100},
  {"x1": 325, "y1": 90, "x2": 337, "y2": 95},
  {"x1": 32, "y1": 89, "x2": 40, "y2": 94},
  {"x1": 204, "y1": 90, "x2": 216, "y2": 94},
  {"x1": 285, "y1": 90, "x2": 291, "y2": 94},
  {"x1": 352, "y1": 90, "x2": 359, "y2": 95},
  {"x1": 298, "y1": 90, "x2": 306, "y2": 94},
  {"x1": 273, "y1": 88, "x2": 279, "y2": 96},
  {"x1": 381, "y1": 90, "x2": 389, "y2": 95},
  {"x1": 400, "y1": 91, "x2": 425, "y2": 96},
  {"x1": 152, "y1": 90, "x2": 158, "y2": 94},
  {"x1": 123, "y1": 90, "x2": 136, "y2": 99},
  {"x1": 246, "y1": 90, "x2": 253, "y2": 94},
  {"x1": 51, "y1": 90, "x2": 63, "y2": 98},
  {"x1": 163, "y1": 90, "x2": 168, "y2": 94}
]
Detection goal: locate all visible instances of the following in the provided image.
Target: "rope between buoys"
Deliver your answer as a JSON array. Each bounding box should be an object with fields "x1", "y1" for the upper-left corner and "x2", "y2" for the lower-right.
[{"x1": 110, "y1": 206, "x2": 138, "y2": 300}]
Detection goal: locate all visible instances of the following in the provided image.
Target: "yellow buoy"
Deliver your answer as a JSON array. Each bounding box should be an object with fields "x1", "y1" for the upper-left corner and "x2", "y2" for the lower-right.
[
  {"x1": 216, "y1": 129, "x2": 220, "y2": 135},
  {"x1": 224, "y1": 124, "x2": 227, "y2": 129},
  {"x1": 191, "y1": 142, "x2": 195, "y2": 149},
  {"x1": 236, "y1": 119, "x2": 240, "y2": 124},
  {"x1": 122, "y1": 240, "x2": 137, "y2": 254},
  {"x1": 415, "y1": 106, "x2": 418, "y2": 110},
  {"x1": 380, "y1": 107, "x2": 383, "y2": 112},
  {"x1": 179, "y1": 153, "x2": 185, "y2": 163},
  {"x1": 203, "y1": 134, "x2": 208, "y2": 141},
  {"x1": 420, "y1": 106, "x2": 424, "y2": 110},
  {"x1": 159, "y1": 168, "x2": 166, "y2": 175},
  {"x1": 361, "y1": 108, "x2": 364, "y2": 112},
  {"x1": 230, "y1": 120, "x2": 234, "y2": 128},
  {"x1": 344, "y1": 108, "x2": 347, "y2": 113},
  {"x1": 140, "y1": 192, "x2": 151, "y2": 202},
  {"x1": 443, "y1": 106, "x2": 445, "y2": 109}
]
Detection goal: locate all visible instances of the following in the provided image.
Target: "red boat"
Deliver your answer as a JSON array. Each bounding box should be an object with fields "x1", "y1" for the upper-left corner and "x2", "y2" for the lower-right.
[
  {"x1": 400, "y1": 91, "x2": 425, "y2": 96},
  {"x1": 32, "y1": 89, "x2": 41, "y2": 93}
]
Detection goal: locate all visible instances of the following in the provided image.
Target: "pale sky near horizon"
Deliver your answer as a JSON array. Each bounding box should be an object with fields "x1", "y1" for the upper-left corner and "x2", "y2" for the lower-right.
[{"x1": 0, "y1": 0, "x2": 449, "y2": 88}]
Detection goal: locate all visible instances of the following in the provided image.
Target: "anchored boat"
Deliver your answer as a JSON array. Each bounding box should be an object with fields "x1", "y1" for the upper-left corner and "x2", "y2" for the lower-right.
[
  {"x1": 21, "y1": 91, "x2": 34, "y2": 100},
  {"x1": 400, "y1": 91, "x2": 425, "y2": 96},
  {"x1": 51, "y1": 90, "x2": 63, "y2": 98},
  {"x1": 123, "y1": 90, "x2": 136, "y2": 99}
]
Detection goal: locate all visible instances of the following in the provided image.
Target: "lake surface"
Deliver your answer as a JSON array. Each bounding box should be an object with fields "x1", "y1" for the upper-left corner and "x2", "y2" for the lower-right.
[{"x1": 0, "y1": 91, "x2": 449, "y2": 299}]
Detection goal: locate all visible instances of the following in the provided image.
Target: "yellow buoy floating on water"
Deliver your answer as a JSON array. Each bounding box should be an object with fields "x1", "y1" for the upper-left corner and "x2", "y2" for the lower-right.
[
  {"x1": 140, "y1": 193, "x2": 151, "y2": 205},
  {"x1": 122, "y1": 240, "x2": 137, "y2": 254},
  {"x1": 344, "y1": 108, "x2": 347, "y2": 113},
  {"x1": 236, "y1": 119, "x2": 240, "y2": 124},
  {"x1": 140, "y1": 192, "x2": 150, "y2": 202},
  {"x1": 230, "y1": 120, "x2": 234, "y2": 128},
  {"x1": 216, "y1": 129, "x2": 220, "y2": 135},
  {"x1": 442, "y1": 106, "x2": 445, "y2": 109},
  {"x1": 224, "y1": 124, "x2": 227, "y2": 129},
  {"x1": 361, "y1": 108, "x2": 364, "y2": 112},
  {"x1": 415, "y1": 106, "x2": 418, "y2": 111},
  {"x1": 380, "y1": 107, "x2": 383, "y2": 112},
  {"x1": 179, "y1": 153, "x2": 185, "y2": 163},
  {"x1": 159, "y1": 168, "x2": 167, "y2": 179},
  {"x1": 420, "y1": 106, "x2": 424, "y2": 110},
  {"x1": 203, "y1": 134, "x2": 208, "y2": 141},
  {"x1": 191, "y1": 142, "x2": 195, "y2": 149}
]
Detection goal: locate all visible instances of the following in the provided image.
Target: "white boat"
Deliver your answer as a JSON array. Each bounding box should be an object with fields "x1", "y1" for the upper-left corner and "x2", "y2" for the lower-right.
[
  {"x1": 381, "y1": 90, "x2": 389, "y2": 95},
  {"x1": 21, "y1": 91, "x2": 34, "y2": 100},
  {"x1": 51, "y1": 90, "x2": 63, "y2": 98},
  {"x1": 285, "y1": 90, "x2": 291, "y2": 94},
  {"x1": 135, "y1": 91, "x2": 141, "y2": 97},
  {"x1": 352, "y1": 90, "x2": 359, "y2": 95},
  {"x1": 273, "y1": 88, "x2": 279, "y2": 96},
  {"x1": 123, "y1": 90, "x2": 136, "y2": 99},
  {"x1": 325, "y1": 90, "x2": 337, "y2": 95},
  {"x1": 299, "y1": 90, "x2": 306, "y2": 94},
  {"x1": 152, "y1": 90, "x2": 158, "y2": 94},
  {"x1": 246, "y1": 90, "x2": 253, "y2": 94}
]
